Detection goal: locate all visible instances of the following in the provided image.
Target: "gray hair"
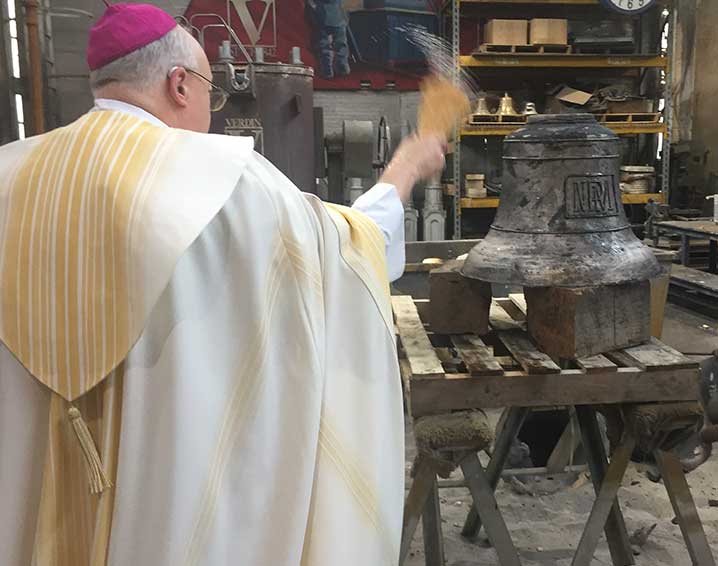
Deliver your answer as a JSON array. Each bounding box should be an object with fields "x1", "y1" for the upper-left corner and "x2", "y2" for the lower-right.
[{"x1": 90, "y1": 25, "x2": 199, "y2": 91}]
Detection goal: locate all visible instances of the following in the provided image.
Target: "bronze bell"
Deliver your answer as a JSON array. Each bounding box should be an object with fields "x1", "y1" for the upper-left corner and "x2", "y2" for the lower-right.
[
  {"x1": 497, "y1": 92, "x2": 518, "y2": 116},
  {"x1": 461, "y1": 114, "x2": 661, "y2": 287},
  {"x1": 474, "y1": 96, "x2": 493, "y2": 116}
]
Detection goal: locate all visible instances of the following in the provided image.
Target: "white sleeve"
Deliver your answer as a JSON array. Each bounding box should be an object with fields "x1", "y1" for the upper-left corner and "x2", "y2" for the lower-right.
[{"x1": 351, "y1": 182, "x2": 406, "y2": 282}]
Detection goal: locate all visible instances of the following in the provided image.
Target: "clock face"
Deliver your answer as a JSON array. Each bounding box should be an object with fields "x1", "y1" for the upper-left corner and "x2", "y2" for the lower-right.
[{"x1": 600, "y1": 0, "x2": 657, "y2": 14}]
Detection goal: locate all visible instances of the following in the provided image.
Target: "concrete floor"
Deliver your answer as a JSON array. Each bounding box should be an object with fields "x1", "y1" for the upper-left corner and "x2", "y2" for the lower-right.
[
  {"x1": 404, "y1": 301, "x2": 718, "y2": 566},
  {"x1": 661, "y1": 303, "x2": 717, "y2": 358}
]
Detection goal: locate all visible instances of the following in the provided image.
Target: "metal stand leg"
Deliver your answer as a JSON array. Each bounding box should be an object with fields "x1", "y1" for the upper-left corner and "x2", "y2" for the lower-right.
[
  {"x1": 681, "y1": 235, "x2": 691, "y2": 266},
  {"x1": 460, "y1": 453, "x2": 522, "y2": 566},
  {"x1": 654, "y1": 450, "x2": 716, "y2": 566},
  {"x1": 422, "y1": 478, "x2": 445, "y2": 566},
  {"x1": 709, "y1": 240, "x2": 717, "y2": 274},
  {"x1": 572, "y1": 434, "x2": 637, "y2": 566},
  {"x1": 400, "y1": 460, "x2": 436, "y2": 565},
  {"x1": 462, "y1": 407, "x2": 530, "y2": 538},
  {"x1": 575, "y1": 406, "x2": 635, "y2": 566}
]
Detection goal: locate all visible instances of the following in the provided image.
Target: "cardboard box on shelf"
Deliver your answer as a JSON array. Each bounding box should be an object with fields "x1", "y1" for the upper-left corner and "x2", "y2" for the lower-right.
[
  {"x1": 556, "y1": 86, "x2": 592, "y2": 106},
  {"x1": 544, "y1": 85, "x2": 593, "y2": 114},
  {"x1": 530, "y1": 19, "x2": 568, "y2": 46},
  {"x1": 484, "y1": 19, "x2": 528, "y2": 46},
  {"x1": 545, "y1": 97, "x2": 587, "y2": 114}
]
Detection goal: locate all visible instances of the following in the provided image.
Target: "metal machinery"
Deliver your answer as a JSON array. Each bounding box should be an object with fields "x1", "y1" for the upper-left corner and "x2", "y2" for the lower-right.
[
  {"x1": 183, "y1": 10, "x2": 317, "y2": 194},
  {"x1": 462, "y1": 114, "x2": 661, "y2": 287},
  {"x1": 325, "y1": 116, "x2": 397, "y2": 203},
  {"x1": 209, "y1": 46, "x2": 316, "y2": 193},
  {"x1": 422, "y1": 178, "x2": 446, "y2": 242},
  {"x1": 342, "y1": 119, "x2": 375, "y2": 204},
  {"x1": 323, "y1": 117, "x2": 446, "y2": 241}
]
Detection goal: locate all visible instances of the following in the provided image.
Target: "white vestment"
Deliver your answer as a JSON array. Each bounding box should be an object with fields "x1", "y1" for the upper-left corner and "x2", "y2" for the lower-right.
[
  {"x1": 93, "y1": 98, "x2": 407, "y2": 281},
  {"x1": 0, "y1": 108, "x2": 404, "y2": 566}
]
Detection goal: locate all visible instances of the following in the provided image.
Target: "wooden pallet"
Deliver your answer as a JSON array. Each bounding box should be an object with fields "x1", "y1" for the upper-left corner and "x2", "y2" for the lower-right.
[
  {"x1": 598, "y1": 112, "x2": 661, "y2": 124},
  {"x1": 476, "y1": 43, "x2": 572, "y2": 54},
  {"x1": 393, "y1": 295, "x2": 700, "y2": 417},
  {"x1": 469, "y1": 114, "x2": 527, "y2": 125}
]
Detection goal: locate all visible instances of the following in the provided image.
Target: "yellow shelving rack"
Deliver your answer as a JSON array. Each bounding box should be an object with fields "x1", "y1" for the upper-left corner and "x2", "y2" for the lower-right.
[
  {"x1": 460, "y1": 193, "x2": 665, "y2": 209},
  {"x1": 447, "y1": 0, "x2": 672, "y2": 237}
]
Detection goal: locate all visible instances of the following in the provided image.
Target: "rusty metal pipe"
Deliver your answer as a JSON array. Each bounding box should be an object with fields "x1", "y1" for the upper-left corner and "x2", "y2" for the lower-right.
[{"x1": 24, "y1": 0, "x2": 45, "y2": 134}]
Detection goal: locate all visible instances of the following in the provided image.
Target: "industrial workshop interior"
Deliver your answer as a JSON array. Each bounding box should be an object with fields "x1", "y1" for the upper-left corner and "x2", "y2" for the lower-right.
[{"x1": 2, "y1": 0, "x2": 718, "y2": 565}]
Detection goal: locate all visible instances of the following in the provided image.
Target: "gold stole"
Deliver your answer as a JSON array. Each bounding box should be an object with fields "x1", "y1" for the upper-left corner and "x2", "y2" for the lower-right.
[
  {"x1": 1, "y1": 111, "x2": 173, "y2": 401},
  {"x1": 0, "y1": 111, "x2": 174, "y2": 565}
]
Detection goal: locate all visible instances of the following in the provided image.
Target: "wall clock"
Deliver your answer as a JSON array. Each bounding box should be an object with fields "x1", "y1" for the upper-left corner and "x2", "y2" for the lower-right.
[{"x1": 600, "y1": 0, "x2": 658, "y2": 15}]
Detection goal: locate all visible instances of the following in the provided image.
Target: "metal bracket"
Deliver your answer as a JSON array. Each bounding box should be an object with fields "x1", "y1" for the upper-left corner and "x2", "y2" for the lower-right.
[{"x1": 215, "y1": 62, "x2": 255, "y2": 98}]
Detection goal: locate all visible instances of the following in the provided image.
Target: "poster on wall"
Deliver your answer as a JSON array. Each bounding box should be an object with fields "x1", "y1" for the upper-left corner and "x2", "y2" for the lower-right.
[{"x1": 182, "y1": 0, "x2": 440, "y2": 90}]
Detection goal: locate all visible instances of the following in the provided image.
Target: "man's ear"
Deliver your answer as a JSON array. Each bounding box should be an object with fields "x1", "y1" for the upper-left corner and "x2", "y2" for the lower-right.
[{"x1": 168, "y1": 67, "x2": 190, "y2": 108}]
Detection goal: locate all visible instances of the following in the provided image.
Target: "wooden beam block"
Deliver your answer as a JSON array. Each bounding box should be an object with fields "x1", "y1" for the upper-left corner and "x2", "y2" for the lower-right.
[
  {"x1": 429, "y1": 260, "x2": 491, "y2": 335},
  {"x1": 452, "y1": 335, "x2": 504, "y2": 376},
  {"x1": 524, "y1": 281, "x2": 651, "y2": 360},
  {"x1": 392, "y1": 296, "x2": 445, "y2": 380},
  {"x1": 413, "y1": 298, "x2": 431, "y2": 324},
  {"x1": 409, "y1": 367, "x2": 701, "y2": 415},
  {"x1": 498, "y1": 330, "x2": 561, "y2": 374}
]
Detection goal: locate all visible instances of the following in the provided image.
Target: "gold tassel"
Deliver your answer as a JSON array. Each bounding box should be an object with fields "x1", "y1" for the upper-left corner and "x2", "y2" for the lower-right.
[{"x1": 68, "y1": 406, "x2": 113, "y2": 494}]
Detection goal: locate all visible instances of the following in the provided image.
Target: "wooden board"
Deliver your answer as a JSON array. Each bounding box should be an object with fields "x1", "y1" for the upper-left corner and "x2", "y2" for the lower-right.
[
  {"x1": 404, "y1": 263, "x2": 439, "y2": 273},
  {"x1": 470, "y1": 114, "x2": 527, "y2": 124},
  {"x1": 496, "y1": 356, "x2": 520, "y2": 369},
  {"x1": 509, "y1": 293, "x2": 528, "y2": 315},
  {"x1": 452, "y1": 335, "x2": 504, "y2": 376},
  {"x1": 620, "y1": 337, "x2": 698, "y2": 371},
  {"x1": 392, "y1": 296, "x2": 445, "y2": 380},
  {"x1": 490, "y1": 300, "x2": 524, "y2": 331},
  {"x1": 577, "y1": 355, "x2": 618, "y2": 374},
  {"x1": 399, "y1": 358, "x2": 412, "y2": 411},
  {"x1": 604, "y1": 349, "x2": 641, "y2": 369},
  {"x1": 498, "y1": 330, "x2": 561, "y2": 374},
  {"x1": 409, "y1": 367, "x2": 701, "y2": 416},
  {"x1": 495, "y1": 297, "x2": 526, "y2": 322},
  {"x1": 599, "y1": 112, "x2": 661, "y2": 124},
  {"x1": 476, "y1": 43, "x2": 570, "y2": 54}
]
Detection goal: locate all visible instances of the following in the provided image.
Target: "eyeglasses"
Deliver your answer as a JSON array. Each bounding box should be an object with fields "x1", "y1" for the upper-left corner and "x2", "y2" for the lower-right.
[{"x1": 168, "y1": 66, "x2": 229, "y2": 112}]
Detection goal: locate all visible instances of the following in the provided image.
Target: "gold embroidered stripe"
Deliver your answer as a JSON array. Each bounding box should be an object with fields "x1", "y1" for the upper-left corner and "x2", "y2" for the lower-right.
[
  {"x1": 324, "y1": 203, "x2": 388, "y2": 293},
  {"x1": 317, "y1": 415, "x2": 399, "y2": 564},
  {"x1": 184, "y1": 239, "x2": 293, "y2": 565},
  {"x1": 0, "y1": 111, "x2": 172, "y2": 401}
]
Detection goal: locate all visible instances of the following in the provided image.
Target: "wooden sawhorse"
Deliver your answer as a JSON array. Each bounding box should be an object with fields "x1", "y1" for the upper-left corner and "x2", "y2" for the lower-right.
[{"x1": 394, "y1": 295, "x2": 715, "y2": 566}]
